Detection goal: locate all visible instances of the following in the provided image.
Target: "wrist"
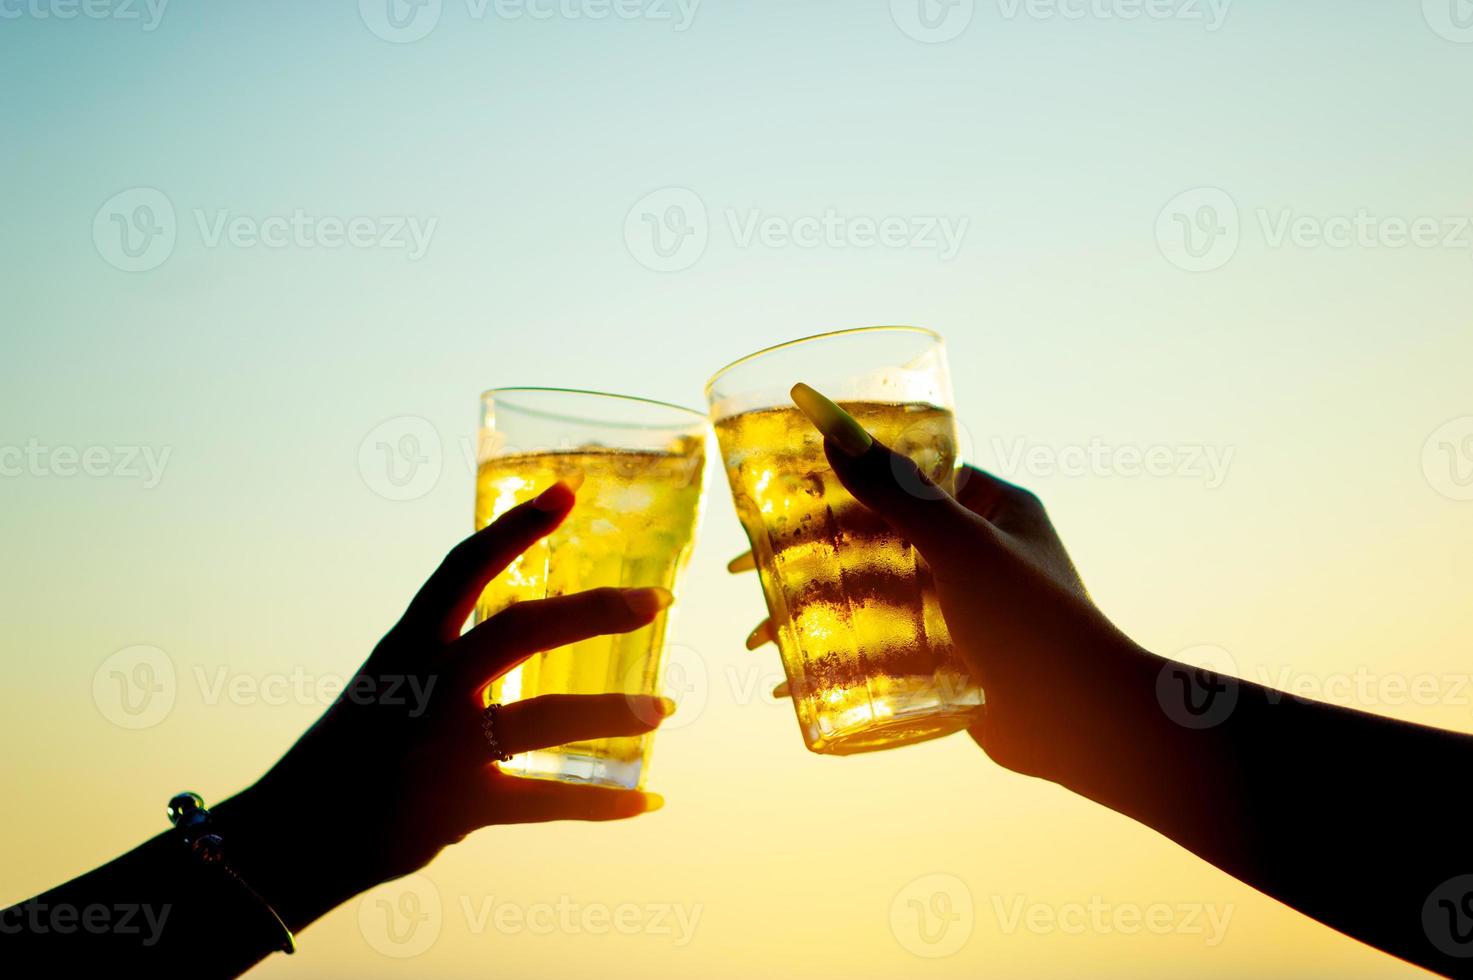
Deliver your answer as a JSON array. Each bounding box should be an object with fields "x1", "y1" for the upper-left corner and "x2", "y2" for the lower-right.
[
  {"x1": 1031, "y1": 637, "x2": 1245, "y2": 829},
  {"x1": 992, "y1": 629, "x2": 1159, "y2": 790},
  {"x1": 211, "y1": 781, "x2": 382, "y2": 933}
]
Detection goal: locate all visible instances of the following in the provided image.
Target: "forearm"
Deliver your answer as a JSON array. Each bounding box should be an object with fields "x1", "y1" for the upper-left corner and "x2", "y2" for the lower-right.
[
  {"x1": 1047, "y1": 641, "x2": 1473, "y2": 974},
  {"x1": 1, "y1": 783, "x2": 364, "y2": 976},
  {"x1": 2, "y1": 822, "x2": 279, "y2": 976},
  {"x1": 209, "y1": 781, "x2": 376, "y2": 934}
]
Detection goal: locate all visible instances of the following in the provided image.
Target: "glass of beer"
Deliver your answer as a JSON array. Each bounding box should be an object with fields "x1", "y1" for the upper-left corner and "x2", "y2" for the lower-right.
[
  {"x1": 474, "y1": 388, "x2": 707, "y2": 790},
  {"x1": 706, "y1": 327, "x2": 983, "y2": 755}
]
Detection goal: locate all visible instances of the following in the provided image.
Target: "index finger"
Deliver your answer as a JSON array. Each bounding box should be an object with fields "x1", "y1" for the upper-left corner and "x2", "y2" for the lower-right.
[{"x1": 401, "y1": 479, "x2": 579, "y2": 641}]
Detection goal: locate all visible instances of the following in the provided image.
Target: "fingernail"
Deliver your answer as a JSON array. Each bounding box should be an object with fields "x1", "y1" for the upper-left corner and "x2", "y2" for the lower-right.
[
  {"x1": 791, "y1": 383, "x2": 873, "y2": 457},
  {"x1": 561, "y1": 470, "x2": 586, "y2": 493},
  {"x1": 642, "y1": 793, "x2": 665, "y2": 813},
  {"x1": 745, "y1": 619, "x2": 772, "y2": 650},
  {"x1": 623, "y1": 586, "x2": 674, "y2": 618},
  {"x1": 531, "y1": 479, "x2": 578, "y2": 513},
  {"x1": 727, "y1": 552, "x2": 756, "y2": 573},
  {"x1": 654, "y1": 696, "x2": 677, "y2": 718}
]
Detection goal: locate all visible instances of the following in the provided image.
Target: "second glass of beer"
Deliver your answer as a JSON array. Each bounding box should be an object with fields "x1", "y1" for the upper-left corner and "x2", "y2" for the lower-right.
[
  {"x1": 707, "y1": 327, "x2": 983, "y2": 755},
  {"x1": 474, "y1": 388, "x2": 706, "y2": 790}
]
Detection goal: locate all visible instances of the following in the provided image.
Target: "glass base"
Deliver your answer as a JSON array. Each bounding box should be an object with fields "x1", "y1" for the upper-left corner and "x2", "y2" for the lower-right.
[
  {"x1": 808, "y1": 709, "x2": 975, "y2": 755},
  {"x1": 798, "y1": 676, "x2": 984, "y2": 756},
  {"x1": 497, "y1": 749, "x2": 645, "y2": 791}
]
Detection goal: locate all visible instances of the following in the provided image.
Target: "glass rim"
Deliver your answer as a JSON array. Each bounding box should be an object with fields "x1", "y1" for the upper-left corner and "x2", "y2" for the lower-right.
[
  {"x1": 703, "y1": 325, "x2": 944, "y2": 398},
  {"x1": 480, "y1": 386, "x2": 707, "y2": 427}
]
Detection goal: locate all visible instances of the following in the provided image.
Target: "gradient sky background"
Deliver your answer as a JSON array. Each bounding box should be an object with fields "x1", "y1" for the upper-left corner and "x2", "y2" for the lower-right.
[{"x1": 4, "y1": 1, "x2": 1473, "y2": 976}]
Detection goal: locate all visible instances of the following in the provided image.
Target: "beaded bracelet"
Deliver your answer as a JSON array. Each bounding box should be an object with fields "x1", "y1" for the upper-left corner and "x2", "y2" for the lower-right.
[{"x1": 167, "y1": 792, "x2": 296, "y2": 956}]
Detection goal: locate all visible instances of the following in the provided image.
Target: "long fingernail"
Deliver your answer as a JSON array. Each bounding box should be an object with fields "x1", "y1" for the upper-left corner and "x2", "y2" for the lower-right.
[
  {"x1": 641, "y1": 793, "x2": 665, "y2": 813},
  {"x1": 727, "y1": 552, "x2": 756, "y2": 573},
  {"x1": 791, "y1": 383, "x2": 873, "y2": 457},
  {"x1": 531, "y1": 477, "x2": 580, "y2": 513},
  {"x1": 654, "y1": 696, "x2": 677, "y2": 718},
  {"x1": 745, "y1": 619, "x2": 773, "y2": 650},
  {"x1": 623, "y1": 586, "x2": 674, "y2": 618}
]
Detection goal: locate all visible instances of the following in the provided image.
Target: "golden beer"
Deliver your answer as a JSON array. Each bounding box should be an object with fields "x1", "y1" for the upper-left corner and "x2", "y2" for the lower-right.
[
  {"x1": 707, "y1": 327, "x2": 982, "y2": 755},
  {"x1": 715, "y1": 402, "x2": 979, "y2": 753},
  {"x1": 474, "y1": 389, "x2": 706, "y2": 790}
]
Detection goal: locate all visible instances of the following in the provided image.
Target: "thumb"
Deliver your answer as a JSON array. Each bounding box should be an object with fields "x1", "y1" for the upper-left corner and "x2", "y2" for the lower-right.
[{"x1": 791, "y1": 383, "x2": 993, "y2": 569}]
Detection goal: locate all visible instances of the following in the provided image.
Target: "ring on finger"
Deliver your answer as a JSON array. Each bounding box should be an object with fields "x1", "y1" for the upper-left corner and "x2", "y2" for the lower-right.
[{"x1": 480, "y1": 703, "x2": 513, "y2": 762}]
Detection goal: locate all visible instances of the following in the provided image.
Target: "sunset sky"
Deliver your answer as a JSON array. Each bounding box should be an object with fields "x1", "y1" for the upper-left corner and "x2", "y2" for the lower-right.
[{"x1": 4, "y1": 2, "x2": 1473, "y2": 976}]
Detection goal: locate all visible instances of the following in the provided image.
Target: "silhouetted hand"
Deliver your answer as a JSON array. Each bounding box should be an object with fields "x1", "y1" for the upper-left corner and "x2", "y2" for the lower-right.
[
  {"x1": 220, "y1": 478, "x2": 672, "y2": 930},
  {"x1": 7, "y1": 478, "x2": 678, "y2": 975},
  {"x1": 732, "y1": 384, "x2": 1473, "y2": 977},
  {"x1": 733, "y1": 386, "x2": 1133, "y2": 781},
  {"x1": 809, "y1": 443, "x2": 1132, "y2": 781}
]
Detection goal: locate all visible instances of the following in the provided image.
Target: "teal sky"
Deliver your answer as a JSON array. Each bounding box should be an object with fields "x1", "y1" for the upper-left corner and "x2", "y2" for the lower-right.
[{"x1": 4, "y1": 3, "x2": 1473, "y2": 976}]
